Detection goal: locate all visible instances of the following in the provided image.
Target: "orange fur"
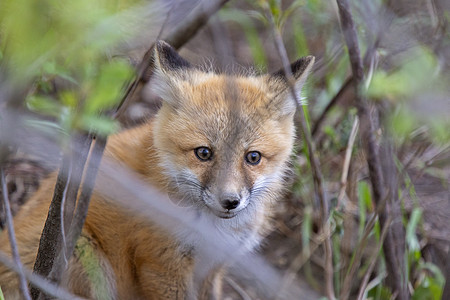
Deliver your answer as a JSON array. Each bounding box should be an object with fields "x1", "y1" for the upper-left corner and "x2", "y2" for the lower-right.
[{"x1": 0, "y1": 41, "x2": 314, "y2": 299}]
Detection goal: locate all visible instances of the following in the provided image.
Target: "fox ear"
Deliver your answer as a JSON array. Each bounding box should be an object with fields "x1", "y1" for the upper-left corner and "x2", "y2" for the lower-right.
[
  {"x1": 153, "y1": 40, "x2": 191, "y2": 73},
  {"x1": 267, "y1": 56, "x2": 315, "y2": 117},
  {"x1": 149, "y1": 41, "x2": 191, "y2": 106}
]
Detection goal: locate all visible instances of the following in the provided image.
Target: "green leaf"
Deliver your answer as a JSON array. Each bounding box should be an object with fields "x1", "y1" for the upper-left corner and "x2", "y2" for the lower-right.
[
  {"x1": 357, "y1": 181, "x2": 372, "y2": 237},
  {"x1": 302, "y1": 205, "x2": 313, "y2": 251},
  {"x1": 84, "y1": 60, "x2": 133, "y2": 114},
  {"x1": 412, "y1": 276, "x2": 443, "y2": 300},
  {"x1": 79, "y1": 114, "x2": 120, "y2": 137},
  {"x1": 417, "y1": 263, "x2": 446, "y2": 287},
  {"x1": 367, "y1": 47, "x2": 438, "y2": 101},
  {"x1": 367, "y1": 284, "x2": 393, "y2": 300},
  {"x1": 42, "y1": 61, "x2": 78, "y2": 84},
  {"x1": 75, "y1": 235, "x2": 114, "y2": 300},
  {"x1": 24, "y1": 119, "x2": 67, "y2": 138},
  {"x1": 429, "y1": 119, "x2": 450, "y2": 144},
  {"x1": 59, "y1": 91, "x2": 78, "y2": 109},
  {"x1": 26, "y1": 96, "x2": 62, "y2": 117},
  {"x1": 388, "y1": 107, "x2": 416, "y2": 141},
  {"x1": 406, "y1": 207, "x2": 422, "y2": 252},
  {"x1": 0, "y1": 285, "x2": 5, "y2": 300}
]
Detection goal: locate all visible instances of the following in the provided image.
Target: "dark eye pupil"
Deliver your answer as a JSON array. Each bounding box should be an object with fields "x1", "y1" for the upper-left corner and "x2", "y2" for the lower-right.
[
  {"x1": 195, "y1": 147, "x2": 212, "y2": 161},
  {"x1": 246, "y1": 151, "x2": 261, "y2": 165}
]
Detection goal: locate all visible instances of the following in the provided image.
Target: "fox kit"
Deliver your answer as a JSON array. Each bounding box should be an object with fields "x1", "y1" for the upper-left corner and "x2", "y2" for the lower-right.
[{"x1": 0, "y1": 41, "x2": 314, "y2": 299}]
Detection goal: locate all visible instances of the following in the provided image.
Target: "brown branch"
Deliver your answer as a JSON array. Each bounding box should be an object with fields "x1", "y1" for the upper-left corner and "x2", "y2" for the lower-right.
[
  {"x1": 1, "y1": 167, "x2": 32, "y2": 300},
  {"x1": 31, "y1": 134, "x2": 92, "y2": 299},
  {"x1": 335, "y1": 0, "x2": 408, "y2": 299},
  {"x1": 43, "y1": 136, "x2": 106, "y2": 298},
  {"x1": 30, "y1": 153, "x2": 70, "y2": 299},
  {"x1": 264, "y1": 6, "x2": 335, "y2": 300},
  {"x1": 62, "y1": 134, "x2": 93, "y2": 235},
  {"x1": 114, "y1": 0, "x2": 230, "y2": 120}
]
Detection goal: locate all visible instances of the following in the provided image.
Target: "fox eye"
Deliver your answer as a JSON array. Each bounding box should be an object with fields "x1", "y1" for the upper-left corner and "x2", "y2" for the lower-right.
[
  {"x1": 195, "y1": 147, "x2": 212, "y2": 161},
  {"x1": 245, "y1": 151, "x2": 261, "y2": 165}
]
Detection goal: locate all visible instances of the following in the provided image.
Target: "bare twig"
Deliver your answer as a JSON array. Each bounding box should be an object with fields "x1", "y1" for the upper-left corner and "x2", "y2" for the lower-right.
[
  {"x1": 224, "y1": 277, "x2": 252, "y2": 300},
  {"x1": 276, "y1": 225, "x2": 333, "y2": 300},
  {"x1": 335, "y1": 0, "x2": 408, "y2": 299},
  {"x1": 312, "y1": 77, "x2": 353, "y2": 138},
  {"x1": 340, "y1": 210, "x2": 378, "y2": 299},
  {"x1": 1, "y1": 167, "x2": 32, "y2": 300},
  {"x1": 61, "y1": 134, "x2": 92, "y2": 263},
  {"x1": 356, "y1": 216, "x2": 393, "y2": 300},
  {"x1": 264, "y1": 6, "x2": 335, "y2": 300},
  {"x1": 337, "y1": 116, "x2": 359, "y2": 205}
]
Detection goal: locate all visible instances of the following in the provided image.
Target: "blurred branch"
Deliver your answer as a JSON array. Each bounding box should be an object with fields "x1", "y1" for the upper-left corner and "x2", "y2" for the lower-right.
[
  {"x1": 30, "y1": 135, "x2": 92, "y2": 290},
  {"x1": 61, "y1": 135, "x2": 93, "y2": 253},
  {"x1": 312, "y1": 77, "x2": 353, "y2": 138},
  {"x1": 263, "y1": 6, "x2": 335, "y2": 300},
  {"x1": 224, "y1": 277, "x2": 252, "y2": 300},
  {"x1": 114, "y1": 0, "x2": 230, "y2": 120},
  {"x1": 45, "y1": 136, "x2": 106, "y2": 294},
  {"x1": 337, "y1": 116, "x2": 359, "y2": 205},
  {"x1": 335, "y1": 0, "x2": 408, "y2": 299},
  {"x1": 31, "y1": 134, "x2": 93, "y2": 300},
  {"x1": 1, "y1": 167, "x2": 32, "y2": 300}
]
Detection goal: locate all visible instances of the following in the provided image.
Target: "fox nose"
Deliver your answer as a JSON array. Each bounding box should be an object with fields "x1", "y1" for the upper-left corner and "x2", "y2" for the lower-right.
[{"x1": 220, "y1": 198, "x2": 240, "y2": 210}]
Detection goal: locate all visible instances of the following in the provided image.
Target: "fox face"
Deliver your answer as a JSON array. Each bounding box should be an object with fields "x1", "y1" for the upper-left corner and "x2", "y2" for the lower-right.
[{"x1": 149, "y1": 41, "x2": 314, "y2": 222}]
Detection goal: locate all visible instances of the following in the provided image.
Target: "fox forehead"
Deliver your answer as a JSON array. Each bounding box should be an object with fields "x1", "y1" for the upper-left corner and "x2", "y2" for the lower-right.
[
  {"x1": 179, "y1": 72, "x2": 271, "y2": 109},
  {"x1": 158, "y1": 73, "x2": 292, "y2": 149}
]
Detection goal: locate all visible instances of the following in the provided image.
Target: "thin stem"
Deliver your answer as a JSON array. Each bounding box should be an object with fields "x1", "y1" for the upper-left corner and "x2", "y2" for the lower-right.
[
  {"x1": 224, "y1": 277, "x2": 252, "y2": 300},
  {"x1": 337, "y1": 116, "x2": 359, "y2": 205},
  {"x1": 264, "y1": 6, "x2": 335, "y2": 300},
  {"x1": 312, "y1": 77, "x2": 353, "y2": 138},
  {"x1": 60, "y1": 134, "x2": 92, "y2": 266},
  {"x1": 356, "y1": 216, "x2": 393, "y2": 300},
  {"x1": 1, "y1": 168, "x2": 32, "y2": 300}
]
